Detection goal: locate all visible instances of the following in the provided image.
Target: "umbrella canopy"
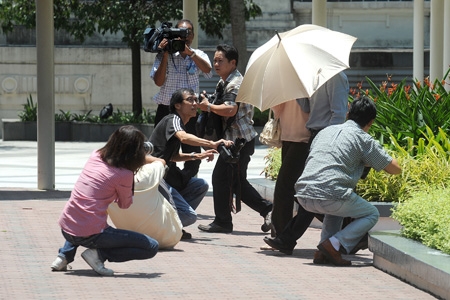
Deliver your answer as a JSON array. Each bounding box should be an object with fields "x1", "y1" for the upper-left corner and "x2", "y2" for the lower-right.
[{"x1": 236, "y1": 24, "x2": 357, "y2": 111}]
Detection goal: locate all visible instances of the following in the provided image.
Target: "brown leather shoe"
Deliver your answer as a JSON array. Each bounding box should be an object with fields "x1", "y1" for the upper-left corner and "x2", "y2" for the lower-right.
[
  {"x1": 317, "y1": 239, "x2": 351, "y2": 266},
  {"x1": 313, "y1": 250, "x2": 329, "y2": 264}
]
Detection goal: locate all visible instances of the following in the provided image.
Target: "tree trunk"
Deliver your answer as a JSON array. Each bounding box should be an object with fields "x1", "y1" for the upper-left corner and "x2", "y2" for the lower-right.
[
  {"x1": 229, "y1": 0, "x2": 249, "y2": 73},
  {"x1": 131, "y1": 40, "x2": 143, "y2": 117}
]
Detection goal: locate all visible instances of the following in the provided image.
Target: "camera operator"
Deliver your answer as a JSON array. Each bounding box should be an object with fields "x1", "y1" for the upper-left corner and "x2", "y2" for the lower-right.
[
  {"x1": 149, "y1": 88, "x2": 232, "y2": 239},
  {"x1": 150, "y1": 19, "x2": 213, "y2": 202},
  {"x1": 151, "y1": 19, "x2": 212, "y2": 125},
  {"x1": 197, "y1": 44, "x2": 273, "y2": 234}
]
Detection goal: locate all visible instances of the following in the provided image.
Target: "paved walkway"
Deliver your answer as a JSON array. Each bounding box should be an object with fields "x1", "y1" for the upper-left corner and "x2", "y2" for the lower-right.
[{"x1": 0, "y1": 141, "x2": 436, "y2": 299}]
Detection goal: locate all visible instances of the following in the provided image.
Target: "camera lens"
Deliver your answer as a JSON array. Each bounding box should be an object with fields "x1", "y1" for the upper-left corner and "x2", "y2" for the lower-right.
[{"x1": 144, "y1": 141, "x2": 154, "y2": 154}]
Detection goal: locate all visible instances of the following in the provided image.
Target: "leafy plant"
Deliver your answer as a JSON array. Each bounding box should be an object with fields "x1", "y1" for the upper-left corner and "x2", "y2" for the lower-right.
[
  {"x1": 253, "y1": 108, "x2": 269, "y2": 126},
  {"x1": 55, "y1": 109, "x2": 72, "y2": 122},
  {"x1": 359, "y1": 69, "x2": 450, "y2": 154},
  {"x1": 71, "y1": 110, "x2": 92, "y2": 122},
  {"x1": 261, "y1": 147, "x2": 281, "y2": 180},
  {"x1": 18, "y1": 94, "x2": 37, "y2": 122},
  {"x1": 391, "y1": 187, "x2": 450, "y2": 255}
]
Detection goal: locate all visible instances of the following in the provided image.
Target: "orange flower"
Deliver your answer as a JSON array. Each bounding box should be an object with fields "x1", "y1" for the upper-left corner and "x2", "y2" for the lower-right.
[
  {"x1": 434, "y1": 94, "x2": 440, "y2": 101},
  {"x1": 388, "y1": 88, "x2": 394, "y2": 96},
  {"x1": 350, "y1": 88, "x2": 356, "y2": 95},
  {"x1": 365, "y1": 89, "x2": 369, "y2": 95},
  {"x1": 415, "y1": 81, "x2": 421, "y2": 89},
  {"x1": 357, "y1": 81, "x2": 363, "y2": 89},
  {"x1": 404, "y1": 85, "x2": 411, "y2": 94},
  {"x1": 386, "y1": 74, "x2": 392, "y2": 81}
]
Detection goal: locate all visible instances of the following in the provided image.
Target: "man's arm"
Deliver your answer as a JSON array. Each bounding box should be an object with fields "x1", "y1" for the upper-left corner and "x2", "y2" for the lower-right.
[
  {"x1": 327, "y1": 72, "x2": 349, "y2": 125},
  {"x1": 384, "y1": 158, "x2": 402, "y2": 175},
  {"x1": 175, "y1": 130, "x2": 232, "y2": 149},
  {"x1": 184, "y1": 47, "x2": 212, "y2": 74},
  {"x1": 152, "y1": 50, "x2": 169, "y2": 87},
  {"x1": 198, "y1": 93, "x2": 238, "y2": 117}
]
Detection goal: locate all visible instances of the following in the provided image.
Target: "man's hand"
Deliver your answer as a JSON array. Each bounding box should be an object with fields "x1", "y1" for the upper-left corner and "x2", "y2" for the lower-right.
[{"x1": 213, "y1": 139, "x2": 233, "y2": 149}]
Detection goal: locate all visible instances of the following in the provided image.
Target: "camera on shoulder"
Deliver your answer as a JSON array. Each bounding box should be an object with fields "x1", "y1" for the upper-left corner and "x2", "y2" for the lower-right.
[
  {"x1": 218, "y1": 138, "x2": 246, "y2": 164},
  {"x1": 143, "y1": 21, "x2": 189, "y2": 54}
]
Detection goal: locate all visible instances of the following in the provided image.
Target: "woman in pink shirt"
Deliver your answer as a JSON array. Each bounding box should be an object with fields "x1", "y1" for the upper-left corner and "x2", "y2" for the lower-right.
[{"x1": 51, "y1": 125, "x2": 162, "y2": 276}]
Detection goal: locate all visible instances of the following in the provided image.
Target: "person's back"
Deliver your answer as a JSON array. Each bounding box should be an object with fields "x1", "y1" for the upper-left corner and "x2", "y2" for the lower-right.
[{"x1": 296, "y1": 120, "x2": 391, "y2": 201}]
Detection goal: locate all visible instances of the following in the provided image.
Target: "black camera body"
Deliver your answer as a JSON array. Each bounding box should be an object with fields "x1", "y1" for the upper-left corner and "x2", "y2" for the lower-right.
[
  {"x1": 143, "y1": 22, "x2": 189, "y2": 54},
  {"x1": 218, "y1": 138, "x2": 246, "y2": 164}
]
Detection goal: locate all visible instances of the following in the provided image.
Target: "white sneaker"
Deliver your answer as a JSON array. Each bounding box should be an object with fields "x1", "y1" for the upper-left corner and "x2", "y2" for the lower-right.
[
  {"x1": 81, "y1": 249, "x2": 114, "y2": 276},
  {"x1": 51, "y1": 256, "x2": 70, "y2": 271}
]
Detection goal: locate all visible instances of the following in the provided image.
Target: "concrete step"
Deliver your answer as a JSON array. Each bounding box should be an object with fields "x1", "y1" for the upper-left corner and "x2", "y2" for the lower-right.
[{"x1": 370, "y1": 230, "x2": 450, "y2": 300}]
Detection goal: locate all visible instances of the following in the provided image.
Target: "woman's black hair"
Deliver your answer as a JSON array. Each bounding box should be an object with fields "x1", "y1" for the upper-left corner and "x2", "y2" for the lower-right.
[{"x1": 98, "y1": 125, "x2": 147, "y2": 172}]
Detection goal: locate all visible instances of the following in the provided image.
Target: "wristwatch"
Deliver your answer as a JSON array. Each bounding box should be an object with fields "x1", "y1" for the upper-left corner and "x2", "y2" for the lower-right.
[{"x1": 190, "y1": 152, "x2": 196, "y2": 160}]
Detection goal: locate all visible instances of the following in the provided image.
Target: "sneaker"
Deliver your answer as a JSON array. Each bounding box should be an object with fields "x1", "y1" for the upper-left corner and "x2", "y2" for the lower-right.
[
  {"x1": 181, "y1": 229, "x2": 192, "y2": 240},
  {"x1": 51, "y1": 256, "x2": 70, "y2": 271},
  {"x1": 81, "y1": 249, "x2": 114, "y2": 276},
  {"x1": 261, "y1": 211, "x2": 272, "y2": 233}
]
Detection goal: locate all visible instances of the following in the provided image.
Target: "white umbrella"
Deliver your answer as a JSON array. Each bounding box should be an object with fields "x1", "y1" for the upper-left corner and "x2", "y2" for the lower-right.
[{"x1": 236, "y1": 24, "x2": 357, "y2": 111}]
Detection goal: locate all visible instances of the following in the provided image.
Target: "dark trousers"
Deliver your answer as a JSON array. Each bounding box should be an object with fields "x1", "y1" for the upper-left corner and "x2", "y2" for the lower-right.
[
  {"x1": 278, "y1": 205, "x2": 316, "y2": 248},
  {"x1": 272, "y1": 141, "x2": 310, "y2": 235},
  {"x1": 211, "y1": 138, "x2": 272, "y2": 229}
]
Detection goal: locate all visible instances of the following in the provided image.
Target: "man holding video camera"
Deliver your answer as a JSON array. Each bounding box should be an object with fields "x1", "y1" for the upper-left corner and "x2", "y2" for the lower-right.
[
  {"x1": 150, "y1": 19, "x2": 212, "y2": 125},
  {"x1": 197, "y1": 44, "x2": 273, "y2": 234},
  {"x1": 150, "y1": 19, "x2": 213, "y2": 201}
]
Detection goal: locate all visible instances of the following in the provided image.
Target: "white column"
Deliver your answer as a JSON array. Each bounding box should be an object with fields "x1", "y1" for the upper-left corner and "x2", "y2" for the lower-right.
[
  {"x1": 443, "y1": 0, "x2": 450, "y2": 89},
  {"x1": 413, "y1": 0, "x2": 424, "y2": 85},
  {"x1": 312, "y1": 0, "x2": 327, "y2": 27},
  {"x1": 183, "y1": 0, "x2": 199, "y2": 48},
  {"x1": 430, "y1": 0, "x2": 444, "y2": 82},
  {"x1": 36, "y1": 0, "x2": 55, "y2": 190}
]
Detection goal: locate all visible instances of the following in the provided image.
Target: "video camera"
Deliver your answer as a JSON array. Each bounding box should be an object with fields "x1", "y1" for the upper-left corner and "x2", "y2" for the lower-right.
[
  {"x1": 143, "y1": 22, "x2": 189, "y2": 54},
  {"x1": 218, "y1": 138, "x2": 246, "y2": 164}
]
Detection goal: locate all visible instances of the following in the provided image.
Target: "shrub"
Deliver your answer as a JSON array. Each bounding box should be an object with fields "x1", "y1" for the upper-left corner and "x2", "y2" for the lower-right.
[
  {"x1": 358, "y1": 69, "x2": 450, "y2": 154},
  {"x1": 18, "y1": 94, "x2": 37, "y2": 122},
  {"x1": 18, "y1": 95, "x2": 155, "y2": 125},
  {"x1": 391, "y1": 187, "x2": 450, "y2": 255}
]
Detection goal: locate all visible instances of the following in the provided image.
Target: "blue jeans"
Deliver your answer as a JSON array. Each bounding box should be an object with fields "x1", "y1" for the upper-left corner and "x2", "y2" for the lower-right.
[
  {"x1": 169, "y1": 177, "x2": 208, "y2": 227},
  {"x1": 58, "y1": 226, "x2": 159, "y2": 263},
  {"x1": 298, "y1": 192, "x2": 379, "y2": 253}
]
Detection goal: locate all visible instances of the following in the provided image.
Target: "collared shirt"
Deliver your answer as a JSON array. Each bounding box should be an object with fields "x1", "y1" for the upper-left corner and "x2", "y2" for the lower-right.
[
  {"x1": 303, "y1": 71, "x2": 349, "y2": 131},
  {"x1": 150, "y1": 49, "x2": 213, "y2": 105},
  {"x1": 295, "y1": 120, "x2": 393, "y2": 201},
  {"x1": 219, "y1": 69, "x2": 257, "y2": 142}
]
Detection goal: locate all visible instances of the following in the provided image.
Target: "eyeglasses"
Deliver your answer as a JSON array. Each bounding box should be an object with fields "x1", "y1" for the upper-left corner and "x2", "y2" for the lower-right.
[{"x1": 183, "y1": 96, "x2": 199, "y2": 104}]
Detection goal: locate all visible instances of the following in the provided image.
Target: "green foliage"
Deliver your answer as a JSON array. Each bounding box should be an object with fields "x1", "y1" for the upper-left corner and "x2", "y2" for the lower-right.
[
  {"x1": 199, "y1": 0, "x2": 262, "y2": 39},
  {"x1": 360, "y1": 69, "x2": 450, "y2": 154},
  {"x1": 18, "y1": 94, "x2": 37, "y2": 122},
  {"x1": 262, "y1": 147, "x2": 281, "y2": 180},
  {"x1": 18, "y1": 95, "x2": 154, "y2": 125},
  {"x1": 391, "y1": 188, "x2": 450, "y2": 255},
  {"x1": 253, "y1": 108, "x2": 269, "y2": 126}
]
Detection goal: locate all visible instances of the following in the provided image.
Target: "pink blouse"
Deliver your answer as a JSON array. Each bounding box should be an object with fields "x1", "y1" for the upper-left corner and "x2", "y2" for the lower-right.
[{"x1": 58, "y1": 150, "x2": 134, "y2": 237}]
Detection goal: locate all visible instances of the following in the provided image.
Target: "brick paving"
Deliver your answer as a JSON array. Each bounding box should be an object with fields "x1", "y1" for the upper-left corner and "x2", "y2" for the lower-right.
[{"x1": 0, "y1": 191, "x2": 436, "y2": 300}]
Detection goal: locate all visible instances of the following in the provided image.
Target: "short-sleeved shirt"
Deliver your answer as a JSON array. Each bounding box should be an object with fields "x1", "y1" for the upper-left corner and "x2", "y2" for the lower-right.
[
  {"x1": 150, "y1": 49, "x2": 212, "y2": 105},
  {"x1": 218, "y1": 69, "x2": 257, "y2": 142},
  {"x1": 295, "y1": 120, "x2": 393, "y2": 201},
  {"x1": 149, "y1": 113, "x2": 185, "y2": 164}
]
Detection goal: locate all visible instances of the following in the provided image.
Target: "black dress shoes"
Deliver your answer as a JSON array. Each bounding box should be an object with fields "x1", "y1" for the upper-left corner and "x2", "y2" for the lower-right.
[
  {"x1": 198, "y1": 222, "x2": 232, "y2": 233},
  {"x1": 181, "y1": 229, "x2": 192, "y2": 240},
  {"x1": 263, "y1": 237, "x2": 295, "y2": 255}
]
